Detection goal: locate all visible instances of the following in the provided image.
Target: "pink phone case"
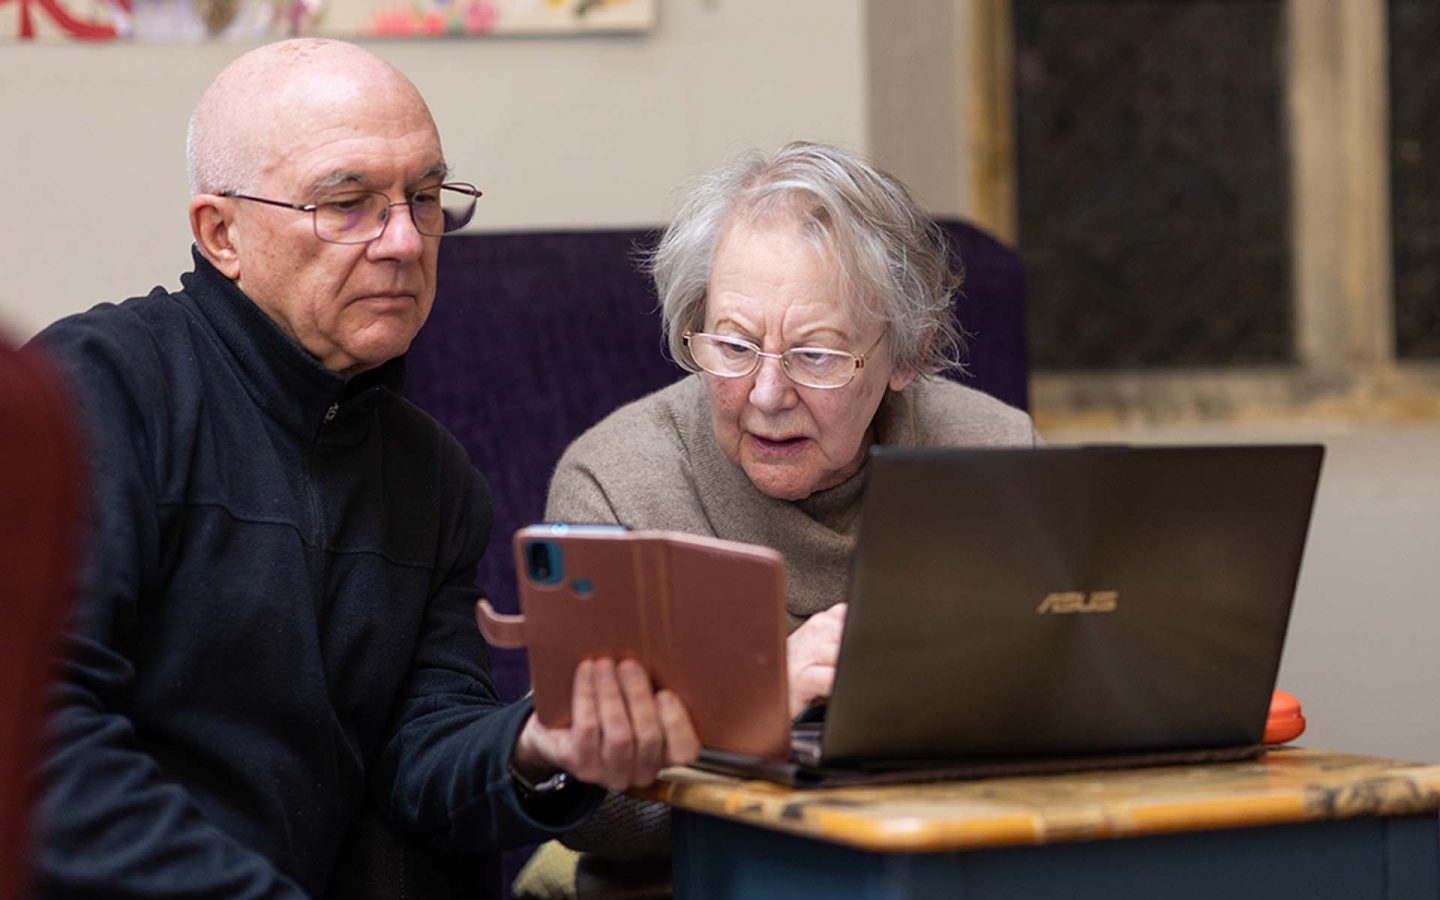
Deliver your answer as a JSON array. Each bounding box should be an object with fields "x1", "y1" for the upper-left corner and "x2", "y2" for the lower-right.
[{"x1": 477, "y1": 525, "x2": 791, "y2": 760}]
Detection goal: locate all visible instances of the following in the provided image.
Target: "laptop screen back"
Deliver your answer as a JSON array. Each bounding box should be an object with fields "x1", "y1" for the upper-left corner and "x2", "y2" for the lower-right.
[{"x1": 820, "y1": 444, "x2": 1324, "y2": 765}]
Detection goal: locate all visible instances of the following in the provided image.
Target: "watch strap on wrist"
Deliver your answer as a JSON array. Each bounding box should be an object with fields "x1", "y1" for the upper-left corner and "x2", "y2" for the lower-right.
[{"x1": 509, "y1": 760, "x2": 569, "y2": 797}]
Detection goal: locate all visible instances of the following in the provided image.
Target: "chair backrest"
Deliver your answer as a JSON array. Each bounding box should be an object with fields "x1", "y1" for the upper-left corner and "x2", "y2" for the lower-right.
[
  {"x1": 405, "y1": 221, "x2": 1029, "y2": 701},
  {"x1": 0, "y1": 336, "x2": 82, "y2": 899}
]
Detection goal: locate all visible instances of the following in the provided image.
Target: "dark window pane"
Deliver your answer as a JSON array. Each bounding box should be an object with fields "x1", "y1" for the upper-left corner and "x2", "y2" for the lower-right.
[
  {"x1": 1014, "y1": 0, "x2": 1292, "y2": 370},
  {"x1": 1390, "y1": 0, "x2": 1440, "y2": 360}
]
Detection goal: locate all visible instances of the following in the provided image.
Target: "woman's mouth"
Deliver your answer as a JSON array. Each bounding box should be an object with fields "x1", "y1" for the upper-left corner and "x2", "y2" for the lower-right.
[{"x1": 747, "y1": 433, "x2": 810, "y2": 456}]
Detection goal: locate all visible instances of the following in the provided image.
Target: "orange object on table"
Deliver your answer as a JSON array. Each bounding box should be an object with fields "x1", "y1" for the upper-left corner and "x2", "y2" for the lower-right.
[{"x1": 1265, "y1": 690, "x2": 1306, "y2": 744}]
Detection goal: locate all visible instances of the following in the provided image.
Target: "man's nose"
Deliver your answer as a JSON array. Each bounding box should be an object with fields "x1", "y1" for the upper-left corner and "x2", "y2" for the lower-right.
[{"x1": 367, "y1": 202, "x2": 425, "y2": 259}]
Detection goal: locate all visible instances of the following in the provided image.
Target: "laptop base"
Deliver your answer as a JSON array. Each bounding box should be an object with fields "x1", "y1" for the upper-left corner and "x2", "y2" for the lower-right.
[{"x1": 694, "y1": 743, "x2": 1266, "y2": 788}]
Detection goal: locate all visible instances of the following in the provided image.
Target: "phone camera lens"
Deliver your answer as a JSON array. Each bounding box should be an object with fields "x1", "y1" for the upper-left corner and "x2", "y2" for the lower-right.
[{"x1": 525, "y1": 540, "x2": 562, "y2": 584}]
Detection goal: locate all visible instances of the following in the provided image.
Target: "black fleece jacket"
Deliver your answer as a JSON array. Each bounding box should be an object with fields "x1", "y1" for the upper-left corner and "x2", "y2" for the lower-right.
[{"x1": 30, "y1": 250, "x2": 597, "y2": 898}]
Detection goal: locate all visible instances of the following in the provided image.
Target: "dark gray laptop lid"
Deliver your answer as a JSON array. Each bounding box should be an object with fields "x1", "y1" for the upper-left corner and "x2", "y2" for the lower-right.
[{"x1": 819, "y1": 444, "x2": 1324, "y2": 765}]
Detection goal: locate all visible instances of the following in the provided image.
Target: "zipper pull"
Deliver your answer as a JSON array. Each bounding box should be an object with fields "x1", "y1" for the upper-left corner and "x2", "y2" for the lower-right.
[{"x1": 323, "y1": 402, "x2": 339, "y2": 424}]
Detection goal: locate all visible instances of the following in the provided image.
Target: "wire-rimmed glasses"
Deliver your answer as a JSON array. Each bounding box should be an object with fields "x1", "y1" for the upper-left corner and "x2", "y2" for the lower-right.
[
  {"x1": 219, "y1": 182, "x2": 481, "y2": 244},
  {"x1": 681, "y1": 330, "x2": 885, "y2": 390}
]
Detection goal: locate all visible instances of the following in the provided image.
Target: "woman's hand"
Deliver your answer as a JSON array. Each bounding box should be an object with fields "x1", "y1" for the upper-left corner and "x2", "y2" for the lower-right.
[
  {"x1": 786, "y1": 603, "x2": 848, "y2": 718},
  {"x1": 512, "y1": 658, "x2": 701, "y2": 793}
]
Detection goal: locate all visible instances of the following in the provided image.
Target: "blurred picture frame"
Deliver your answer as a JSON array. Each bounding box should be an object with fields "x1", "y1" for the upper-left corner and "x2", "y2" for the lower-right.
[{"x1": 4, "y1": 0, "x2": 657, "y2": 42}]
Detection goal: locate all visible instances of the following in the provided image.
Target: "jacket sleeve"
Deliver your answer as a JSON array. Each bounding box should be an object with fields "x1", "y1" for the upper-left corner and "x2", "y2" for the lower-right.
[
  {"x1": 30, "y1": 317, "x2": 309, "y2": 899},
  {"x1": 372, "y1": 441, "x2": 602, "y2": 852}
]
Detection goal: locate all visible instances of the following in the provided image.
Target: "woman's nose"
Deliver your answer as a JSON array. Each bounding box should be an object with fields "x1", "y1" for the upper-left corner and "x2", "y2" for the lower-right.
[{"x1": 748, "y1": 355, "x2": 796, "y2": 411}]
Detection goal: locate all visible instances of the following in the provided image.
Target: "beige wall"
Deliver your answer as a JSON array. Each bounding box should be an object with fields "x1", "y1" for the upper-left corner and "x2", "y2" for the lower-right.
[{"x1": 0, "y1": 0, "x2": 867, "y2": 338}]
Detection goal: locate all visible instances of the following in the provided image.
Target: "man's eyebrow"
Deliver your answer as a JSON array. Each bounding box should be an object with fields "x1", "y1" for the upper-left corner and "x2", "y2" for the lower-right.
[
  {"x1": 412, "y1": 163, "x2": 450, "y2": 187},
  {"x1": 305, "y1": 171, "x2": 368, "y2": 196},
  {"x1": 304, "y1": 163, "x2": 451, "y2": 197}
]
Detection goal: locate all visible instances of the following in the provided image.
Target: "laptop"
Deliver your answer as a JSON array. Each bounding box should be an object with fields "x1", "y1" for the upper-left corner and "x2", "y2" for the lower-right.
[{"x1": 695, "y1": 443, "x2": 1325, "y2": 787}]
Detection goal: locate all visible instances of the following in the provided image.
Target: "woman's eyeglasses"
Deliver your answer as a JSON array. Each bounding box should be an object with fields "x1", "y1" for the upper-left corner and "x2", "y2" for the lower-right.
[{"x1": 681, "y1": 330, "x2": 885, "y2": 390}]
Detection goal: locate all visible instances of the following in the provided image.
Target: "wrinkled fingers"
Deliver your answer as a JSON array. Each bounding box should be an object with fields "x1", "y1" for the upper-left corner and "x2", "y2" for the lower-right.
[
  {"x1": 788, "y1": 662, "x2": 837, "y2": 719},
  {"x1": 656, "y1": 690, "x2": 701, "y2": 766},
  {"x1": 616, "y1": 659, "x2": 665, "y2": 785},
  {"x1": 560, "y1": 659, "x2": 604, "y2": 782},
  {"x1": 591, "y1": 658, "x2": 638, "y2": 791}
]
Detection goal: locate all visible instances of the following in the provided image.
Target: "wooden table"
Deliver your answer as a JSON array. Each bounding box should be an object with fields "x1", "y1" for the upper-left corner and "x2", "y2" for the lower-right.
[{"x1": 640, "y1": 749, "x2": 1440, "y2": 899}]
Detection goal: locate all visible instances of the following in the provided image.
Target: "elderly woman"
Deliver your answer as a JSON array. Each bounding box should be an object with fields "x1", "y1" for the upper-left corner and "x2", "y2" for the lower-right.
[{"x1": 515, "y1": 141, "x2": 1039, "y2": 898}]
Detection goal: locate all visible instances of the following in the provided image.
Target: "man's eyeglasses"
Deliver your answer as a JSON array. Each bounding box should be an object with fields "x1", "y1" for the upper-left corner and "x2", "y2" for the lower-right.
[
  {"x1": 219, "y1": 182, "x2": 481, "y2": 244},
  {"x1": 681, "y1": 330, "x2": 885, "y2": 390}
]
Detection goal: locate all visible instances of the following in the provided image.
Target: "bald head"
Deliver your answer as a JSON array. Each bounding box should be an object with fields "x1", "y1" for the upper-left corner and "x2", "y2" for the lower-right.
[{"x1": 187, "y1": 39, "x2": 436, "y2": 195}]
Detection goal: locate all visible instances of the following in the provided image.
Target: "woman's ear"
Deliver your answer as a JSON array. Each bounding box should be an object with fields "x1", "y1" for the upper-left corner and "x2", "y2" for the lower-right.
[
  {"x1": 190, "y1": 195, "x2": 241, "y2": 280},
  {"x1": 888, "y1": 328, "x2": 924, "y2": 392},
  {"x1": 888, "y1": 366, "x2": 918, "y2": 392}
]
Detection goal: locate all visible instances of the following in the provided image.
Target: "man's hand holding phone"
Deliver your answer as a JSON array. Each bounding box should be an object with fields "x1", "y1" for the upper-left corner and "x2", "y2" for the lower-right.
[{"x1": 511, "y1": 657, "x2": 700, "y2": 793}]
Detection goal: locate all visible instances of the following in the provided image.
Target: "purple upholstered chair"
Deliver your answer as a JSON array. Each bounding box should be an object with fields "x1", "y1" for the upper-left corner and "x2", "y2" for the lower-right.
[{"x1": 405, "y1": 221, "x2": 1031, "y2": 706}]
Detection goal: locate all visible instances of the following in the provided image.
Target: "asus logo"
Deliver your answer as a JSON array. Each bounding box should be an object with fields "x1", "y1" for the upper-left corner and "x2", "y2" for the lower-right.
[{"x1": 1036, "y1": 591, "x2": 1119, "y2": 614}]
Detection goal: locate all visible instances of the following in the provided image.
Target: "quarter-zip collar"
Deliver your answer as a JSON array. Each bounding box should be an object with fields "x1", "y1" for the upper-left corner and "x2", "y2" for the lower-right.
[{"x1": 177, "y1": 246, "x2": 405, "y2": 443}]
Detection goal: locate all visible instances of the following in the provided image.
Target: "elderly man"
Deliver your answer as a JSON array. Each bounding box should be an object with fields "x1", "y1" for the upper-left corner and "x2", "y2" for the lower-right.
[{"x1": 30, "y1": 39, "x2": 697, "y2": 898}]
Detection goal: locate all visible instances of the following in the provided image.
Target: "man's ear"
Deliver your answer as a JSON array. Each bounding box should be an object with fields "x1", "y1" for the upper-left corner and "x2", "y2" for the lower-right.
[{"x1": 190, "y1": 195, "x2": 241, "y2": 280}]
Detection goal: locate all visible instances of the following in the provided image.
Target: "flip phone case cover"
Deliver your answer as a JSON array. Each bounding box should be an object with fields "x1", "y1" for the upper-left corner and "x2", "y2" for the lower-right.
[{"x1": 476, "y1": 525, "x2": 791, "y2": 760}]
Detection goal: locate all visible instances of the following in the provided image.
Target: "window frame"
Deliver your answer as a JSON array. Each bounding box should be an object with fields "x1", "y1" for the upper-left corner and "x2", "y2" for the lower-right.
[{"x1": 962, "y1": 0, "x2": 1440, "y2": 429}]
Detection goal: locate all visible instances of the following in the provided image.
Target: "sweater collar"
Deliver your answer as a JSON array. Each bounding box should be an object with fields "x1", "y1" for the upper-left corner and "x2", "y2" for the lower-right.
[{"x1": 178, "y1": 246, "x2": 405, "y2": 441}]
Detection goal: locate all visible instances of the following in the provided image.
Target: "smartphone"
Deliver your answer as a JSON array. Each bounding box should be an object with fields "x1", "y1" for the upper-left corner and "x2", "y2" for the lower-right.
[{"x1": 477, "y1": 524, "x2": 790, "y2": 760}]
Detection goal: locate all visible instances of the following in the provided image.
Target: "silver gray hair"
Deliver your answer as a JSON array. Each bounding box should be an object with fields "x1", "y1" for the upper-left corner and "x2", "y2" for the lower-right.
[{"x1": 651, "y1": 141, "x2": 964, "y2": 377}]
